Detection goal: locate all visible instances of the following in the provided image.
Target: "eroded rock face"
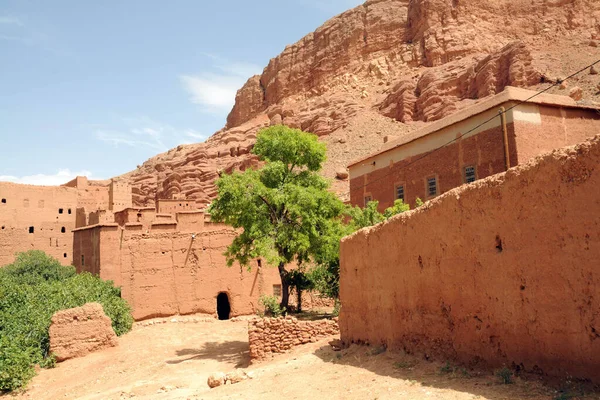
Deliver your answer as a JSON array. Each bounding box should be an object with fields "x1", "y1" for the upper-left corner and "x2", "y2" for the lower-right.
[
  {"x1": 49, "y1": 303, "x2": 118, "y2": 362},
  {"x1": 118, "y1": 0, "x2": 600, "y2": 206}
]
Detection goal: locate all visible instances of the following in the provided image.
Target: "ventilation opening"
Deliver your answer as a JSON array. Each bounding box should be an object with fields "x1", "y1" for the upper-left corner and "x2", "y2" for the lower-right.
[
  {"x1": 1, "y1": 226, "x2": 4, "y2": 230},
  {"x1": 495, "y1": 235, "x2": 503, "y2": 252},
  {"x1": 61, "y1": 227, "x2": 66, "y2": 233},
  {"x1": 81, "y1": 255, "x2": 85, "y2": 266},
  {"x1": 28, "y1": 226, "x2": 34, "y2": 234},
  {"x1": 58, "y1": 208, "x2": 64, "y2": 214},
  {"x1": 1, "y1": 198, "x2": 5, "y2": 204},
  {"x1": 216, "y1": 292, "x2": 231, "y2": 320}
]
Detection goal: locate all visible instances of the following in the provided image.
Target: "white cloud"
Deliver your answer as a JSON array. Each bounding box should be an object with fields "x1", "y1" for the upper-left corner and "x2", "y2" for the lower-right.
[
  {"x1": 0, "y1": 169, "x2": 96, "y2": 186},
  {"x1": 180, "y1": 57, "x2": 262, "y2": 114},
  {"x1": 0, "y1": 16, "x2": 24, "y2": 26},
  {"x1": 95, "y1": 117, "x2": 207, "y2": 150}
]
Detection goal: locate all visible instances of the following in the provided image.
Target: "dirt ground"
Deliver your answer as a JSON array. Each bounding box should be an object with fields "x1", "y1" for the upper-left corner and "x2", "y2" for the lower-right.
[{"x1": 7, "y1": 316, "x2": 600, "y2": 400}]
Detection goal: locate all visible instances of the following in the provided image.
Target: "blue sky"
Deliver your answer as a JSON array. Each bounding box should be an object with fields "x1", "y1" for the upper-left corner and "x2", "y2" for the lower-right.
[{"x1": 0, "y1": 0, "x2": 362, "y2": 185}]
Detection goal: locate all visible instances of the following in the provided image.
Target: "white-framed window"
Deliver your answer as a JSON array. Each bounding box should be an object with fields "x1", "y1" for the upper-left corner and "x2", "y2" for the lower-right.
[
  {"x1": 426, "y1": 176, "x2": 438, "y2": 197},
  {"x1": 464, "y1": 165, "x2": 477, "y2": 183},
  {"x1": 395, "y1": 184, "x2": 405, "y2": 201}
]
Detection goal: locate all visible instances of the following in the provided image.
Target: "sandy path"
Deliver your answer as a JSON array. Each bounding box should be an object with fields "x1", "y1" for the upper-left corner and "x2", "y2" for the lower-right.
[{"x1": 10, "y1": 317, "x2": 599, "y2": 400}]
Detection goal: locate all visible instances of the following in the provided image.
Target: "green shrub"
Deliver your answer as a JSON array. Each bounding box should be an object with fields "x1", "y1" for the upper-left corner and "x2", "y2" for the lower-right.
[
  {"x1": 0, "y1": 251, "x2": 133, "y2": 392},
  {"x1": 258, "y1": 295, "x2": 284, "y2": 317},
  {"x1": 495, "y1": 367, "x2": 514, "y2": 384}
]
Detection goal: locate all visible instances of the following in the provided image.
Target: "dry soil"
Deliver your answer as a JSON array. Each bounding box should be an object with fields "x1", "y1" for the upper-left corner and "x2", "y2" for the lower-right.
[{"x1": 9, "y1": 317, "x2": 600, "y2": 400}]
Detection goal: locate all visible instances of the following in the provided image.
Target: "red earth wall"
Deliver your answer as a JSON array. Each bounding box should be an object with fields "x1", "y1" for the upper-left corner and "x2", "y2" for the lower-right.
[
  {"x1": 340, "y1": 135, "x2": 600, "y2": 381},
  {"x1": 74, "y1": 220, "x2": 282, "y2": 321}
]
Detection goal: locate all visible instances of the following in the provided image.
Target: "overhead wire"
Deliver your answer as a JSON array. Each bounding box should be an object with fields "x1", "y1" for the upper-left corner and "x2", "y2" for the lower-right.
[{"x1": 340, "y1": 58, "x2": 600, "y2": 199}]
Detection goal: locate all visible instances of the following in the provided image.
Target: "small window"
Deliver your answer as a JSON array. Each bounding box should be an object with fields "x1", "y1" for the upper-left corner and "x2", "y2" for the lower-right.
[
  {"x1": 68, "y1": 208, "x2": 72, "y2": 214},
  {"x1": 81, "y1": 255, "x2": 85, "y2": 266},
  {"x1": 395, "y1": 185, "x2": 405, "y2": 201},
  {"x1": 23, "y1": 199, "x2": 29, "y2": 208},
  {"x1": 427, "y1": 177, "x2": 438, "y2": 197},
  {"x1": 364, "y1": 195, "x2": 373, "y2": 206},
  {"x1": 63, "y1": 253, "x2": 67, "y2": 258},
  {"x1": 61, "y1": 227, "x2": 66, "y2": 233},
  {"x1": 1, "y1": 198, "x2": 6, "y2": 204},
  {"x1": 464, "y1": 166, "x2": 476, "y2": 183},
  {"x1": 28, "y1": 226, "x2": 34, "y2": 234},
  {"x1": 58, "y1": 208, "x2": 64, "y2": 214},
  {"x1": 273, "y1": 284, "x2": 282, "y2": 297},
  {"x1": 1, "y1": 226, "x2": 5, "y2": 230}
]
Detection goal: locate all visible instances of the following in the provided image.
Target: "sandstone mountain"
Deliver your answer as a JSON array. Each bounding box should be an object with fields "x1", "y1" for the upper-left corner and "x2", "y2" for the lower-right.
[{"x1": 119, "y1": 0, "x2": 600, "y2": 206}]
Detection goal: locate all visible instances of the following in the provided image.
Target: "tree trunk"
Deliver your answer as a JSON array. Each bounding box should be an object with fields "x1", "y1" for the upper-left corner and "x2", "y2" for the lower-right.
[
  {"x1": 278, "y1": 262, "x2": 290, "y2": 310},
  {"x1": 296, "y1": 288, "x2": 303, "y2": 313}
]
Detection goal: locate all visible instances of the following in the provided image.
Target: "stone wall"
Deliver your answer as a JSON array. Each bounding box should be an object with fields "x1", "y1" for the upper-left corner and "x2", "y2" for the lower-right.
[
  {"x1": 248, "y1": 316, "x2": 339, "y2": 360},
  {"x1": 340, "y1": 135, "x2": 600, "y2": 381}
]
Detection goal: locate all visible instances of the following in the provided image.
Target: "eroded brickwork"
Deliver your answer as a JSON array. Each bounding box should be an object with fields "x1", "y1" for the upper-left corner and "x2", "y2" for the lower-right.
[
  {"x1": 248, "y1": 316, "x2": 339, "y2": 360},
  {"x1": 341, "y1": 135, "x2": 600, "y2": 382}
]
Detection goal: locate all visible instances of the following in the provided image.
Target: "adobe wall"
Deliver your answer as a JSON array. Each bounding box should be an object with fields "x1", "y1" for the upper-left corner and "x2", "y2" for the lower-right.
[
  {"x1": 340, "y1": 135, "x2": 600, "y2": 381},
  {"x1": 74, "y1": 221, "x2": 282, "y2": 320},
  {"x1": 248, "y1": 316, "x2": 339, "y2": 360},
  {"x1": 349, "y1": 122, "x2": 515, "y2": 210},
  {"x1": 514, "y1": 104, "x2": 600, "y2": 164},
  {"x1": 0, "y1": 182, "x2": 78, "y2": 266}
]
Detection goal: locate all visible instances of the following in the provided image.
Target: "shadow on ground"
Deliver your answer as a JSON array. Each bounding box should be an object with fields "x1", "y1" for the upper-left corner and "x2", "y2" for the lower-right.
[
  {"x1": 313, "y1": 343, "x2": 600, "y2": 400},
  {"x1": 167, "y1": 340, "x2": 250, "y2": 368}
]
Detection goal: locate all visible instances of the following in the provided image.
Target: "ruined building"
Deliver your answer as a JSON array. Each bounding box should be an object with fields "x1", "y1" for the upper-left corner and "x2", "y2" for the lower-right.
[
  {"x1": 348, "y1": 87, "x2": 600, "y2": 210},
  {"x1": 0, "y1": 176, "x2": 281, "y2": 320}
]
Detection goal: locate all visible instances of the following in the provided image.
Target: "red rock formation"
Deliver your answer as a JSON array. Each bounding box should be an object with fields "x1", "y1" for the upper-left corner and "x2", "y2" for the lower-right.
[{"x1": 118, "y1": 0, "x2": 600, "y2": 206}]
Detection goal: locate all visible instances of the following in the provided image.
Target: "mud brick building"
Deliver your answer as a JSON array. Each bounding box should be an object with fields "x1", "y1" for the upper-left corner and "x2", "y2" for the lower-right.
[
  {"x1": 0, "y1": 177, "x2": 131, "y2": 266},
  {"x1": 348, "y1": 87, "x2": 600, "y2": 210}
]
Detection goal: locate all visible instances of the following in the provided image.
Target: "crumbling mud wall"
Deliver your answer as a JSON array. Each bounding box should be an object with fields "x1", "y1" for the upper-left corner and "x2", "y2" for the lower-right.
[
  {"x1": 49, "y1": 303, "x2": 118, "y2": 362},
  {"x1": 340, "y1": 135, "x2": 600, "y2": 381},
  {"x1": 248, "y1": 316, "x2": 339, "y2": 360}
]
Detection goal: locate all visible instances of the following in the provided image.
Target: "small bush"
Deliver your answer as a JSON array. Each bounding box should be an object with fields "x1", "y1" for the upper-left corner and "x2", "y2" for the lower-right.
[
  {"x1": 495, "y1": 367, "x2": 514, "y2": 384},
  {"x1": 258, "y1": 295, "x2": 284, "y2": 317},
  {"x1": 0, "y1": 251, "x2": 133, "y2": 392},
  {"x1": 415, "y1": 197, "x2": 424, "y2": 207}
]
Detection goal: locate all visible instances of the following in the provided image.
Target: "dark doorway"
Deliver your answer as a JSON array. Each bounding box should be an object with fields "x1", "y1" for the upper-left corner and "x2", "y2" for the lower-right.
[{"x1": 216, "y1": 292, "x2": 231, "y2": 320}]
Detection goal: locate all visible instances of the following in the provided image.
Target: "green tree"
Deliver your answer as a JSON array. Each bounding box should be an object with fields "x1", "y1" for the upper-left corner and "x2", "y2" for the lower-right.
[
  {"x1": 309, "y1": 199, "x2": 412, "y2": 302},
  {"x1": 208, "y1": 125, "x2": 346, "y2": 309}
]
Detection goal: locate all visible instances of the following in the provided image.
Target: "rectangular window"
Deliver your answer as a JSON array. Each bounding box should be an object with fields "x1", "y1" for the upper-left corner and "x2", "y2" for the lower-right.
[
  {"x1": 395, "y1": 185, "x2": 405, "y2": 201},
  {"x1": 273, "y1": 284, "x2": 282, "y2": 297},
  {"x1": 81, "y1": 255, "x2": 85, "y2": 266},
  {"x1": 28, "y1": 226, "x2": 34, "y2": 234},
  {"x1": 364, "y1": 195, "x2": 372, "y2": 206},
  {"x1": 58, "y1": 208, "x2": 64, "y2": 214},
  {"x1": 1, "y1": 198, "x2": 6, "y2": 204},
  {"x1": 464, "y1": 166, "x2": 476, "y2": 183},
  {"x1": 427, "y1": 177, "x2": 438, "y2": 197}
]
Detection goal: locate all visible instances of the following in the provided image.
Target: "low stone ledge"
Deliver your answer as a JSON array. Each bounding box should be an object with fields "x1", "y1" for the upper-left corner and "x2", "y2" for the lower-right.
[{"x1": 248, "y1": 316, "x2": 339, "y2": 360}]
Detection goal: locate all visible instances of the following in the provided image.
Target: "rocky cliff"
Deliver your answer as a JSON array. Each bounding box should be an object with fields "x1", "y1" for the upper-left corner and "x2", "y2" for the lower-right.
[{"x1": 120, "y1": 0, "x2": 600, "y2": 205}]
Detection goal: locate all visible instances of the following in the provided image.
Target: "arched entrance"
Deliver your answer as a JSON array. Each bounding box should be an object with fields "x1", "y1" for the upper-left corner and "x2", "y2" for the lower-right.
[{"x1": 216, "y1": 292, "x2": 231, "y2": 320}]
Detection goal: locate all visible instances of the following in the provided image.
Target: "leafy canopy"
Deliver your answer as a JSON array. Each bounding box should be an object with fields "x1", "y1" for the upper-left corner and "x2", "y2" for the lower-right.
[{"x1": 208, "y1": 125, "x2": 346, "y2": 269}]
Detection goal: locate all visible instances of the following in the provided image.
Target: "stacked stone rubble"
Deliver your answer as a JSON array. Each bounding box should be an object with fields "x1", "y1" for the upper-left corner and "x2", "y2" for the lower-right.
[{"x1": 248, "y1": 316, "x2": 339, "y2": 360}]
